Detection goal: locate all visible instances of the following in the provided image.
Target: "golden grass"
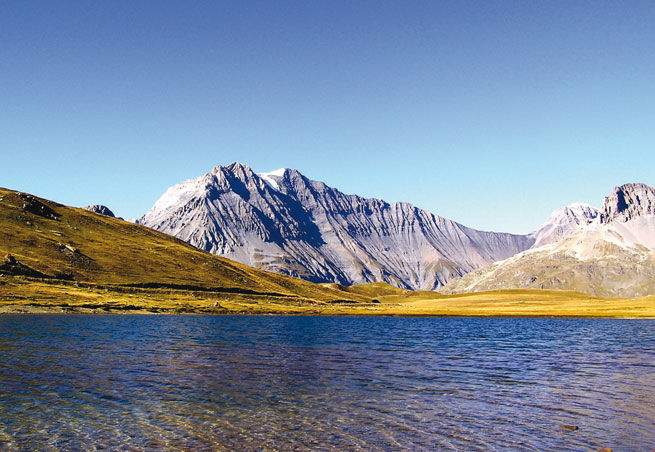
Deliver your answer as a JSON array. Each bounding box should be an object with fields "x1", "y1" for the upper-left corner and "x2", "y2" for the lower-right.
[
  {"x1": 375, "y1": 289, "x2": 655, "y2": 317},
  {"x1": 2, "y1": 278, "x2": 654, "y2": 317}
]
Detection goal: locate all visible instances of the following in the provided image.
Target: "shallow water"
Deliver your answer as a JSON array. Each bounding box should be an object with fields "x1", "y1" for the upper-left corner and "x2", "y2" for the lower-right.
[{"x1": 0, "y1": 315, "x2": 654, "y2": 451}]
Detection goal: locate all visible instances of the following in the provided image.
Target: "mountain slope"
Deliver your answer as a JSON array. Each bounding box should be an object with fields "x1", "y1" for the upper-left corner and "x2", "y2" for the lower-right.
[
  {"x1": 0, "y1": 187, "x2": 372, "y2": 303},
  {"x1": 139, "y1": 163, "x2": 533, "y2": 290},
  {"x1": 444, "y1": 184, "x2": 655, "y2": 297},
  {"x1": 529, "y1": 203, "x2": 599, "y2": 248}
]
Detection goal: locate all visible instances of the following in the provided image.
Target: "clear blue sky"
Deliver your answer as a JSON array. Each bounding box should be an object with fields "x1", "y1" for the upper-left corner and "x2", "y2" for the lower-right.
[{"x1": 1, "y1": 1, "x2": 653, "y2": 233}]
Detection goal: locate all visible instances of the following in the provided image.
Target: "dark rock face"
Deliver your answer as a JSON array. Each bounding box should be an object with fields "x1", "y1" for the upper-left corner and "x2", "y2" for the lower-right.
[
  {"x1": 601, "y1": 183, "x2": 655, "y2": 223},
  {"x1": 0, "y1": 254, "x2": 49, "y2": 278},
  {"x1": 19, "y1": 193, "x2": 59, "y2": 220},
  {"x1": 140, "y1": 163, "x2": 534, "y2": 290},
  {"x1": 83, "y1": 205, "x2": 116, "y2": 217}
]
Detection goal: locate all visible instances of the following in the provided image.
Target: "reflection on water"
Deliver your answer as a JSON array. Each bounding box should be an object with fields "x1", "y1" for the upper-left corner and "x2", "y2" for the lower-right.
[{"x1": 0, "y1": 315, "x2": 654, "y2": 450}]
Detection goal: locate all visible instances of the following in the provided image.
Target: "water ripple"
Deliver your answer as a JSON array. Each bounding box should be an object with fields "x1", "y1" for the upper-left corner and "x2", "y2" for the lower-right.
[{"x1": 0, "y1": 316, "x2": 654, "y2": 450}]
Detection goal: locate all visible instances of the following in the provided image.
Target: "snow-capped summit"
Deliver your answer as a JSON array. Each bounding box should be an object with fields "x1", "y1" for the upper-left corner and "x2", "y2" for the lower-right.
[
  {"x1": 139, "y1": 163, "x2": 533, "y2": 290},
  {"x1": 530, "y1": 203, "x2": 600, "y2": 248}
]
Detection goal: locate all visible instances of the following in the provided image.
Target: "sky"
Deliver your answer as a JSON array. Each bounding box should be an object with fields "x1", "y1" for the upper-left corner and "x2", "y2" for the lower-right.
[{"x1": 1, "y1": 1, "x2": 654, "y2": 233}]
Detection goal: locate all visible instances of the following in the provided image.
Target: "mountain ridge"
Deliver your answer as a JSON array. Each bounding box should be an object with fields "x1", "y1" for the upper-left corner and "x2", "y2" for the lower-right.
[
  {"x1": 444, "y1": 183, "x2": 655, "y2": 297},
  {"x1": 529, "y1": 203, "x2": 599, "y2": 248},
  {"x1": 139, "y1": 162, "x2": 534, "y2": 290}
]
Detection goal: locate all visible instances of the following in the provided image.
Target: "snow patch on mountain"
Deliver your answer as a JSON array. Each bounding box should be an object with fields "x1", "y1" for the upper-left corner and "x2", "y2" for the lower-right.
[
  {"x1": 141, "y1": 175, "x2": 207, "y2": 224},
  {"x1": 257, "y1": 168, "x2": 287, "y2": 191}
]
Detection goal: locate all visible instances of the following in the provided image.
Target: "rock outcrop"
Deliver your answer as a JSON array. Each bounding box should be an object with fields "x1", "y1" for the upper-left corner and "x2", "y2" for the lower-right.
[
  {"x1": 0, "y1": 254, "x2": 49, "y2": 278},
  {"x1": 20, "y1": 193, "x2": 59, "y2": 220},
  {"x1": 600, "y1": 183, "x2": 655, "y2": 223}
]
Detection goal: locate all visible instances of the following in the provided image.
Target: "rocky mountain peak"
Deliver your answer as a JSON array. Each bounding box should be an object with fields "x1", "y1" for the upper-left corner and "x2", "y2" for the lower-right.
[
  {"x1": 207, "y1": 162, "x2": 256, "y2": 186},
  {"x1": 222, "y1": 161, "x2": 252, "y2": 172},
  {"x1": 83, "y1": 205, "x2": 115, "y2": 217},
  {"x1": 542, "y1": 203, "x2": 599, "y2": 229},
  {"x1": 601, "y1": 183, "x2": 655, "y2": 223},
  {"x1": 530, "y1": 203, "x2": 599, "y2": 248}
]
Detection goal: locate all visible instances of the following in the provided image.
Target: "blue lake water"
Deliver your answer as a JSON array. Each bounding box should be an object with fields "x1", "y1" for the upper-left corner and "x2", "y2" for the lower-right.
[{"x1": 0, "y1": 315, "x2": 654, "y2": 451}]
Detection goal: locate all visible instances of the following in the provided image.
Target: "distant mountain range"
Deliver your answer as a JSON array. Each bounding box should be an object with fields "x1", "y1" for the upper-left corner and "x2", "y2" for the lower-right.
[{"x1": 136, "y1": 163, "x2": 654, "y2": 296}]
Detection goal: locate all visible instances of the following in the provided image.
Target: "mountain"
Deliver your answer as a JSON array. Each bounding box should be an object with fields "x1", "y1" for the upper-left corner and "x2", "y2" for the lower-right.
[
  {"x1": 139, "y1": 162, "x2": 534, "y2": 290},
  {"x1": 83, "y1": 205, "x2": 115, "y2": 217},
  {"x1": 444, "y1": 183, "x2": 655, "y2": 297},
  {"x1": 600, "y1": 183, "x2": 655, "y2": 223},
  {"x1": 0, "y1": 187, "x2": 372, "y2": 304},
  {"x1": 529, "y1": 203, "x2": 599, "y2": 248}
]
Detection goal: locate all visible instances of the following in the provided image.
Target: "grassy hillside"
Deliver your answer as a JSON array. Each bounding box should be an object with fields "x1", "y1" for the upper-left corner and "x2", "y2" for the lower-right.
[{"x1": 0, "y1": 188, "x2": 370, "y2": 304}]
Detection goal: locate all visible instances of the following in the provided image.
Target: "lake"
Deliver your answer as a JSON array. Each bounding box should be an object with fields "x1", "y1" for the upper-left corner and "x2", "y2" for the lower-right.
[{"x1": 0, "y1": 315, "x2": 654, "y2": 451}]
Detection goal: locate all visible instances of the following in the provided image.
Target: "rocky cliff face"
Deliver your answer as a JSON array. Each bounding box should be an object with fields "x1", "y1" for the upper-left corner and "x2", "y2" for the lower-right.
[
  {"x1": 139, "y1": 162, "x2": 534, "y2": 289},
  {"x1": 444, "y1": 183, "x2": 655, "y2": 297},
  {"x1": 600, "y1": 183, "x2": 655, "y2": 223}
]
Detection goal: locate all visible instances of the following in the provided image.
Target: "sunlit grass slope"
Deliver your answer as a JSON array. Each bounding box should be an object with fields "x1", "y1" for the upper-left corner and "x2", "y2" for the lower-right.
[
  {"x1": 320, "y1": 281, "x2": 412, "y2": 298},
  {"x1": 0, "y1": 188, "x2": 369, "y2": 303},
  {"x1": 375, "y1": 289, "x2": 655, "y2": 317}
]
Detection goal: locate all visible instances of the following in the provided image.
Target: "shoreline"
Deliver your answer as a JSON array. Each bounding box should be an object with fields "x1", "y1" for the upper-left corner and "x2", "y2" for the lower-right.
[
  {"x1": 2, "y1": 304, "x2": 654, "y2": 319},
  {"x1": 3, "y1": 278, "x2": 655, "y2": 318}
]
